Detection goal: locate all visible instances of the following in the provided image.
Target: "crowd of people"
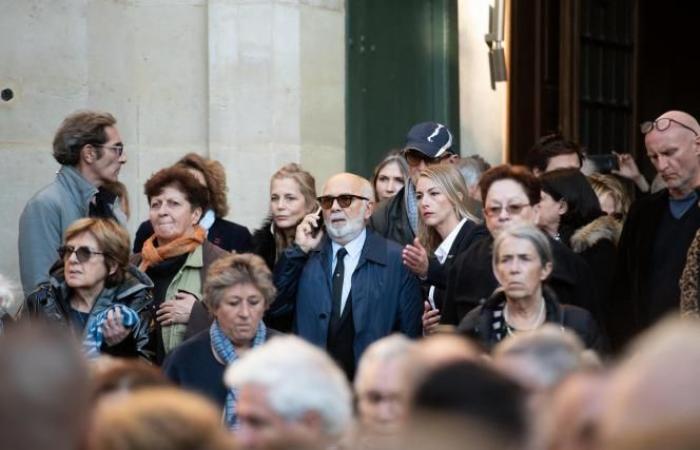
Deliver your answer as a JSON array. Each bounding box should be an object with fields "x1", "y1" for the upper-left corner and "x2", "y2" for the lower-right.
[{"x1": 2, "y1": 108, "x2": 700, "y2": 449}]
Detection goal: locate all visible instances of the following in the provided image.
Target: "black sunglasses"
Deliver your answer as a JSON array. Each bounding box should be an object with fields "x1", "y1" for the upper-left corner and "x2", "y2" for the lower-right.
[
  {"x1": 58, "y1": 245, "x2": 106, "y2": 263},
  {"x1": 317, "y1": 194, "x2": 370, "y2": 210}
]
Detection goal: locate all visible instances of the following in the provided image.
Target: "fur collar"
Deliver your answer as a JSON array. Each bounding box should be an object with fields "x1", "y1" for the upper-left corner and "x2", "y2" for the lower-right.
[{"x1": 570, "y1": 215, "x2": 622, "y2": 253}]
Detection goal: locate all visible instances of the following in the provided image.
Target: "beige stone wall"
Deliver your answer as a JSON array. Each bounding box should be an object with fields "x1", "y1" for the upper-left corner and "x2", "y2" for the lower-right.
[{"x1": 0, "y1": 0, "x2": 345, "y2": 283}]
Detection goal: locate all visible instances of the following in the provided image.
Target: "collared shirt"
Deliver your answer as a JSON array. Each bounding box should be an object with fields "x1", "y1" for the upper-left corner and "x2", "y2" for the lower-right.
[
  {"x1": 331, "y1": 228, "x2": 367, "y2": 313},
  {"x1": 428, "y1": 219, "x2": 467, "y2": 307}
]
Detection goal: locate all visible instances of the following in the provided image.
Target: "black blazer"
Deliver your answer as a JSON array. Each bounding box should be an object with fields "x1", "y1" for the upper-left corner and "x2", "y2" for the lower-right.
[{"x1": 133, "y1": 218, "x2": 252, "y2": 254}]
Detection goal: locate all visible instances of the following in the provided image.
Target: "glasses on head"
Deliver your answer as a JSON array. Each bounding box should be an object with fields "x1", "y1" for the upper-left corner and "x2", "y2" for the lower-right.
[
  {"x1": 403, "y1": 149, "x2": 446, "y2": 167},
  {"x1": 58, "y1": 245, "x2": 105, "y2": 263},
  {"x1": 317, "y1": 194, "x2": 370, "y2": 210},
  {"x1": 640, "y1": 118, "x2": 699, "y2": 137},
  {"x1": 96, "y1": 144, "x2": 125, "y2": 156},
  {"x1": 483, "y1": 203, "x2": 531, "y2": 218}
]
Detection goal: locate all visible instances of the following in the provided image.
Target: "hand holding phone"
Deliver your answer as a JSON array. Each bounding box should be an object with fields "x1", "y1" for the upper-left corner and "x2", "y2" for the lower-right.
[{"x1": 310, "y1": 207, "x2": 324, "y2": 238}]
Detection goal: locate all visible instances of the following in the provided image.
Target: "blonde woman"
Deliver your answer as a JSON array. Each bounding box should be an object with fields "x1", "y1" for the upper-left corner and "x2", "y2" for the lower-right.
[{"x1": 401, "y1": 165, "x2": 486, "y2": 334}]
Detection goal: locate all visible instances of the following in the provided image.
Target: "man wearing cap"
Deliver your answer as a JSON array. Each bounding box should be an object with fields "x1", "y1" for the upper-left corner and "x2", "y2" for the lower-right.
[
  {"x1": 370, "y1": 122, "x2": 464, "y2": 246},
  {"x1": 610, "y1": 110, "x2": 700, "y2": 351}
]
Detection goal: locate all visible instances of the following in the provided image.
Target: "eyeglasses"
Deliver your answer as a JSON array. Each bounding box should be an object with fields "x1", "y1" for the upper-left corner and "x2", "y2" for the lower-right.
[
  {"x1": 483, "y1": 203, "x2": 531, "y2": 217},
  {"x1": 58, "y1": 245, "x2": 105, "y2": 263},
  {"x1": 403, "y1": 149, "x2": 447, "y2": 167},
  {"x1": 96, "y1": 144, "x2": 125, "y2": 156},
  {"x1": 640, "y1": 118, "x2": 699, "y2": 137},
  {"x1": 317, "y1": 194, "x2": 370, "y2": 210}
]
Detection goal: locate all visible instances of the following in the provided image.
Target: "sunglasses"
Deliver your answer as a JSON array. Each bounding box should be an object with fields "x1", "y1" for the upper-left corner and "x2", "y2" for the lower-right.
[
  {"x1": 403, "y1": 149, "x2": 447, "y2": 167},
  {"x1": 483, "y1": 203, "x2": 531, "y2": 218},
  {"x1": 58, "y1": 245, "x2": 106, "y2": 263},
  {"x1": 317, "y1": 194, "x2": 370, "y2": 210},
  {"x1": 640, "y1": 118, "x2": 699, "y2": 137}
]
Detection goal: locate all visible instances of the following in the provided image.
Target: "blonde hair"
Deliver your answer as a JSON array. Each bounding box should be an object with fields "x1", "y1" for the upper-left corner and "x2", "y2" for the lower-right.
[
  {"x1": 417, "y1": 165, "x2": 480, "y2": 253},
  {"x1": 203, "y1": 253, "x2": 277, "y2": 311},
  {"x1": 63, "y1": 218, "x2": 130, "y2": 287},
  {"x1": 270, "y1": 163, "x2": 318, "y2": 258},
  {"x1": 588, "y1": 173, "x2": 631, "y2": 218}
]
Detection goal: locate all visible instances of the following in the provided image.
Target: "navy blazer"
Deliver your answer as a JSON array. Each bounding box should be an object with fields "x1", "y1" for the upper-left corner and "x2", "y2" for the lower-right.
[{"x1": 271, "y1": 229, "x2": 422, "y2": 362}]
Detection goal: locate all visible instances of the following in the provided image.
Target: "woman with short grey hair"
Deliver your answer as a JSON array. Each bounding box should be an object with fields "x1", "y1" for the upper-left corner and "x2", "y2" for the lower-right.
[
  {"x1": 163, "y1": 253, "x2": 281, "y2": 429},
  {"x1": 458, "y1": 224, "x2": 603, "y2": 351}
]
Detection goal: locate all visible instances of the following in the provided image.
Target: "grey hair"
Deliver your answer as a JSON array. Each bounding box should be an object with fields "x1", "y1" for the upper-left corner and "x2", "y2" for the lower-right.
[
  {"x1": 457, "y1": 154, "x2": 491, "y2": 189},
  {"x1": 203, "y1": 253, "x2": 276, "y2": 311},
  {"x1": 354, "y1": 334, "x2": 415, "y2": 391},
  {"x1": 0, "y1": 274, "x2": 22, "y2": 319},
  {"x1": 225, "y1": 336, "x2": 352, "y2": 437},
  {"x1": 493, "y1": 224, "x2": 553, "y2": 269}
]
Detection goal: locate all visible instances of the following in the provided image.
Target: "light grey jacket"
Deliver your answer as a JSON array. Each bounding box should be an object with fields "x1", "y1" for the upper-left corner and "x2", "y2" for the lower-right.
[{"x1": 18, "y1": 165, "x2": 126, "y2": 295}]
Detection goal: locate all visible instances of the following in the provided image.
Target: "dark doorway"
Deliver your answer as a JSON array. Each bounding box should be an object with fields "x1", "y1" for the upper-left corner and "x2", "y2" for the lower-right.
[{"x1": 346, "y1": 0, "x2": 460, "y2": 177}]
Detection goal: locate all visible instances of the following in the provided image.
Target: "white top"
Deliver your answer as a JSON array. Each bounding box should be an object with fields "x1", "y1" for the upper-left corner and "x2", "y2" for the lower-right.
[
  {"x1": 428, "y1": 218, "x2": 467, "y2": 308},
  {"x1": 331, "y1": 228, "x2": 367, "y2": 313}
]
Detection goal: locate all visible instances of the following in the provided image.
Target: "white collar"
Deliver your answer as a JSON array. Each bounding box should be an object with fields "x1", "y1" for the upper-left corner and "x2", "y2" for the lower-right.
[
  {"x1": 331, "y1": 228, "x2": 367, "y2": 259},
  {"x1": 434, "y1": 218, "x2": 467, "y2": 263}
]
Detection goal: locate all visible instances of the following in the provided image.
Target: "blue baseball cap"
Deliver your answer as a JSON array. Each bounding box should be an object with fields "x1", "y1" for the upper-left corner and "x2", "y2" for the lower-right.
[{"x1": 404, "y1": 121, "x2": 455, "y2": 158}]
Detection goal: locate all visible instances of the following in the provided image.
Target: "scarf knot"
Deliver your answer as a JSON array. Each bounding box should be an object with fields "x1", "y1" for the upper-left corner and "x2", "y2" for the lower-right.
[{"x1": 139, "y1": 226, "x2": 206, "y2": 271}]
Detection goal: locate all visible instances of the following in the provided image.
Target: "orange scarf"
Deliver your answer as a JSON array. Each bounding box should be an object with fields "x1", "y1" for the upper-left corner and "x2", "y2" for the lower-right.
[{"x1": 139, "y1": 226, "x2": 206, "y2": 272}]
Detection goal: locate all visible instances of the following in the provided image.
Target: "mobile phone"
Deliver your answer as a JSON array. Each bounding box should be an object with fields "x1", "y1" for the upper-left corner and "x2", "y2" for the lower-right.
[
  {"x1": 587, "y1": 154, "x2": 619, "y2": 174},
  {"x1": 310, "y1": 208, "x2": 324, "y2": 237}
]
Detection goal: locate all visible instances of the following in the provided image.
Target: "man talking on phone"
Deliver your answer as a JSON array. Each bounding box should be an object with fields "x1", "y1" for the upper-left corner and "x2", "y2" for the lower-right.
[{"x1": 269, "y1": 173, "x2": 422, "y2": 379}]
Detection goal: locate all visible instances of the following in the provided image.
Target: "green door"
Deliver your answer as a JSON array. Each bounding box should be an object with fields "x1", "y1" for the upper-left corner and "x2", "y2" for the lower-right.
[{"x1": 346, "y1": 0, "x2": 460, "y2": 177}]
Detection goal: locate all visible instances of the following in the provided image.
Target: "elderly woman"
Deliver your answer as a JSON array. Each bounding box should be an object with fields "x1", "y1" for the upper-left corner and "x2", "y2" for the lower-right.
[
  {"x1": 371, "y1": 152, "x2": 410, "y2": 202},
  {"x1": 26, "y1": 218, "x2": 154, "y2": 360},
  {"x1": 457, "y1": 224, "x2": 603, "y2": 351},
  {"x1": 400, "y1": 165, "x2": 486, "y2": 334},
  {"x1": 163, "y1": 253, "x2": 279, "y2": 428},
  {"x1": 133, "y1": 153, "x2": 252, "y2": 253},
  {"x1": 133, "y1": 166, "x2": 227, "y2": 363}
]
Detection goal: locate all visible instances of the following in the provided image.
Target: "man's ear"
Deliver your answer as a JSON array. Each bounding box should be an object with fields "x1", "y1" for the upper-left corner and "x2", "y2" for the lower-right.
[
  {"x1": 81, "y1": 144, "x2": 97, "y2": 164},
  {"x1": 364, "y1": 200, "x2": 374, "y2": 219}
]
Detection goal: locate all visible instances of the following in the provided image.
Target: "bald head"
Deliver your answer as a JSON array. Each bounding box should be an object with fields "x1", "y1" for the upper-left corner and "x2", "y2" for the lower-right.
[
  {"x1": 657, "y1": 110, "x2": 700, "y2": 133},
  {"x1": 323, "y1": 173, "x2": 374, "y2": 199}
]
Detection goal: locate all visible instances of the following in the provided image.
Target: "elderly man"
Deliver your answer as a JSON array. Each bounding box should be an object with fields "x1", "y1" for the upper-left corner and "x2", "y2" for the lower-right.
[
  {"x1": 225, "y1": 336, "x2": 352, "y2": 450},
  {"x1": 271, "y1": 173, "x2": 422, "y2": 378},
  {"x1": 610, "y1": 111, "x2": 700, "y2": 350},
  {"x1": 18, "y1": 110, "x2": 127, "y2": 294}
]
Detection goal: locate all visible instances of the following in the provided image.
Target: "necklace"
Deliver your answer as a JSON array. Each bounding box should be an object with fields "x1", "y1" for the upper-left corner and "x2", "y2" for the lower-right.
[{"x1": 504, "y1": 298, "x2": 546, "y2": 335}]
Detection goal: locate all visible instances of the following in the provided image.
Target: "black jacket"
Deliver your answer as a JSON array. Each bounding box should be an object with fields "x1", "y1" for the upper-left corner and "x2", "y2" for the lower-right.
[
  {"x1": 458, "y1": 288, "x2": 604, "y2": 352},
  {"x1": 25, "y1": 264, "x2": 156, "y2": 360},
  {"x1": 442, "y1": 233, "x2": 599, "y2": 326},
  {"x1": 133, "y1": 217, "x2": 252, "y2": 254},
  {"x1": 369, "y1": 186, "x2": 415, "y2": 246}
]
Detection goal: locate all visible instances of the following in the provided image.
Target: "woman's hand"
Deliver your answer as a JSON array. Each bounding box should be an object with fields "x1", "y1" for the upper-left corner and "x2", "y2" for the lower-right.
[
  {"x1": 613, "y1": 151, "x2": 650, "y2": 192},
  {"x1": 295, "y1": 210, "x2": 324, "y2": 253},
  {"x1": 156, "y1": 291, "x2": 197, "y2": 326},
  {"x1": 422, "y1": 301, "x2": 441, "y2": 336},
  {"x1": 402, "y1": 238, "x2": 429, "y2": 278},
  {"x1": 102, "y1": 308, "x2": 131, "y2": 346}
]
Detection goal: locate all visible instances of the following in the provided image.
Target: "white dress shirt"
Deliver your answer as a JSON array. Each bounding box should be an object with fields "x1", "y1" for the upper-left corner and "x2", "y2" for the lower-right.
[{"x1": 331, "y1": 229, "x2": 367, "y2": 313}]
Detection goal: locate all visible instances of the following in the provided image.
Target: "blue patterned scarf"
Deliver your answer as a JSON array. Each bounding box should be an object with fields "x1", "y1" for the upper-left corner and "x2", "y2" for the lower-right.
[
  {"x1": 210, "y1": 319, "x2": 267, "y2": 429},
  {"x1": 83, "y1": 304, "x2": 140, "y2": 359}
]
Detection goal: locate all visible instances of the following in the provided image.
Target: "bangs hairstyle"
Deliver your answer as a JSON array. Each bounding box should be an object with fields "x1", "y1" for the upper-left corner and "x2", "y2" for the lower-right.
[
  {"x1": 492, "y1": 224, "x2": 553, "y2": 274},
  {"x1": 203, "y1": 253, "x2": 276, "y2": 311},
  {"x1": 175, "y1": 153, "x2": 230, "y2": 218},
  {"x1": 144, "y1": 167, "x2": 210, "y2": 212},
  {"x1": 527, "y1": 133, "x2": 583, "y2": 173},
  {"x1": 479, "y1": 165, "x2": 542, "y2": 206},
  {"x1": 417, "y1": 165, "x2": 480, "y2": 253},
  {"x1": 63, "y1": 218, "x2": 130, "y2": 287},
  {"x1": 52, "y1": 110, "x2": 117, "y2": 166}
]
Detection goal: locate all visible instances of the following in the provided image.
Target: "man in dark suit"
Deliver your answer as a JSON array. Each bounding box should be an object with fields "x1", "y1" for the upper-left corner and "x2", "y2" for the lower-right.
[{"x1": 271, "y1": 173, "x2": 422, "y2": 378}]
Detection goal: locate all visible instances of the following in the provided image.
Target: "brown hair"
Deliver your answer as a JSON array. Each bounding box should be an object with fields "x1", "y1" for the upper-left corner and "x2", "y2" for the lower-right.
[
  {"x1": 52, "y1": 110, "x2": 117, "y2": 165},
  {"x1": 144, "y1": 166, "x2": 210, "y2": 212},
  {"x1": 270, "y1": 163, "x2": 318, "y2": 257},
  {"x1": 371, "y1": 151, "x2": 410, "y2": 201},
  {"x1": 175, "y1": 153, "x2": 230, "y2": 217},
  {"x1": 63, "y1": 218, "x2": 130, "y2": 287},
  {"x1": 479, "y1": 165, "x2": 541, "y2": 206},
  {"x1": 204, "y1": 253, "x2": 276, "y2": 311},
  {"x1": 417, "y1": 165, "x2": 480, "y2": 253},
  {"x1": 527, "y1": 133, "x2": 583, "y2": 173}
]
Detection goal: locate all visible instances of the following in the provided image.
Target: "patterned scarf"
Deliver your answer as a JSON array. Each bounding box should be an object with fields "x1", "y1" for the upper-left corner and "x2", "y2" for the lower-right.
[
  {"x1": 83, "y1": 304, "x2": 140, "y2": 359},
  {"x1": 405, "y1": 181, "x2": 419, "y2": 234},
  {"x1": 139, "y1": 225, "x2": 206, "y2": 272},
  {"x1": 210, "y1": 319, "x2": 267, "y2": 429}
]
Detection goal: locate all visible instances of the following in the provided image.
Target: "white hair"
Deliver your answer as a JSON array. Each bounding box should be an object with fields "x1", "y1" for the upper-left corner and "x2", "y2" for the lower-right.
[
  {"x1": 354, "y1": 334, "x2": 415, "y2": 391},
  {"x1": 0, "y1": 274, "x2": 21, "y2": 319},
  {"x1": 224, "y1": 336, "x2": 352, "y2": 437}
]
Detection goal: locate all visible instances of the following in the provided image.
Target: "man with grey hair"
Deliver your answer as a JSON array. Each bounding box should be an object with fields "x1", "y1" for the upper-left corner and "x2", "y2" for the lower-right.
[
  {"x1": 224, "y1": 335, "x2": 352, "y2": 450},
  {"x1": 18, "y1": 110, "x2": 127, "y2": 294},
  {"x1": 271, "y1": 173, "x2": 422, "y2": 379}
]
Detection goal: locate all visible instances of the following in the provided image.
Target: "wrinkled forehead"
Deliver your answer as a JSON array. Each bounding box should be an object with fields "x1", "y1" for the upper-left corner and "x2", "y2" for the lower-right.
[{"x1": 323, "y1": 176, "x2": 365, "y2": 196}]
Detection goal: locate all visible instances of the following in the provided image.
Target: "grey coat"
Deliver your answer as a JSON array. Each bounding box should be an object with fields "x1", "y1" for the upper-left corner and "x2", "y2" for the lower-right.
[{"x1": 18, "y1": 165, "x2": 126, "y2": 294}]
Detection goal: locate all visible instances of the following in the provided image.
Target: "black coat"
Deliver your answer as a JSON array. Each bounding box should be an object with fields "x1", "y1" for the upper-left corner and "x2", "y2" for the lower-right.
[
  {"x1": 442, "y1": 233, "x2": 599, "y2": 325},
  {"x1": 458, "y1": 288, "x2": 604, "y2": 352},
  {"x1": 368, "y1": 186, "x2": 415, "y2": 246},
  {"x1": 133, "y1": 217, "x2": 252, "y2": 254}
]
